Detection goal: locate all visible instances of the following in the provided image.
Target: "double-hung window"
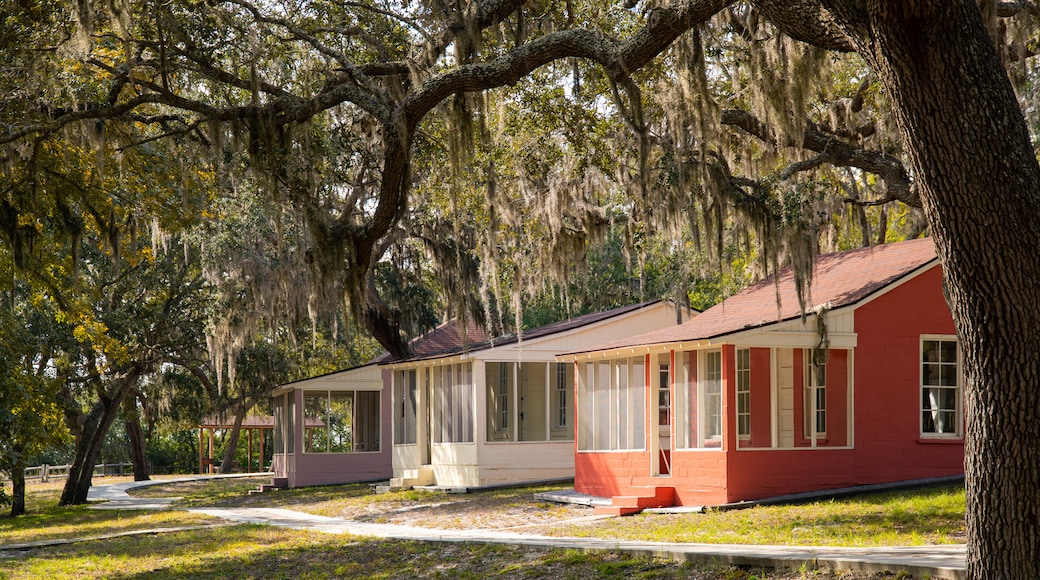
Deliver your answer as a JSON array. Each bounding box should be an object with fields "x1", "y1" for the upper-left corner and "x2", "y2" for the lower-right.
[
  {"x1": 736, "y1": 348, "x2": 751, "y2": 439},
  {"x1": 921, "y1": 337, "x2": 962, "y2": 437}
]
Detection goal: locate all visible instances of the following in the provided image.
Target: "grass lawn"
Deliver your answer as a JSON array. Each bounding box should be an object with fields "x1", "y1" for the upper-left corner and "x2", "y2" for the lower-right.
[
  {"x1": 546, "y1": 485, "x2": 967, "y2": 546},
  {"x1": 0, "y1": 476, "x2": 962, "y2": 579},
  {"x1": 0, "y1": 479, "x2": 222, "y2": 546},
  {"x1": 132, "y1": 478, "x2": 966, "y2": 547},
  {"x1": 0, "y1": 525, "x2": 900, "y2": 579}
]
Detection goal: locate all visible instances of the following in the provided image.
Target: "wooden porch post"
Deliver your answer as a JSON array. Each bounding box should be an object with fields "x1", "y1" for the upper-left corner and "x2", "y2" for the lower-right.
[
  {"x1": 248, "y1": 429, "x2": 254, "y2": 472},
  {"x1": 198, "y1": 428, "x2": 204, "y2": 475},
  {"x1": 208, "y1": 428, "x2": 215, "y2": 474}
]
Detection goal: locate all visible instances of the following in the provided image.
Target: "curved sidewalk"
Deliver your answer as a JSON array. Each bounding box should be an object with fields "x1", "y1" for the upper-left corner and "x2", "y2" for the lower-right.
[
  {"x1": 88, "y1": 476, "x2": 966, "y2": 580},
  {"x1": 86, "y1": 473, "x2": 271, "y2": 510}
]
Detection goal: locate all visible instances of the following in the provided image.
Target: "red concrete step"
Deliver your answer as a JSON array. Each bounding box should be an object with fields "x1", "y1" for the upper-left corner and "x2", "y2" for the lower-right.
[
  {"x1": 594, "y1": 486, "x2": 676, "y2": 516},
  {"x1": 593, "y1": 505, "x2": 643, "y2": 517},
  {"x1": 611, "y1": 486, "x2": 675, "y2": 509}
]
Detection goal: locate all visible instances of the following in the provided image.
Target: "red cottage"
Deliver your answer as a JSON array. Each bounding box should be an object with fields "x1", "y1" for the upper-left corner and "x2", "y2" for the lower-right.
[{"x1": 562, "y1": 238, "x2": 963, "y2": 512}]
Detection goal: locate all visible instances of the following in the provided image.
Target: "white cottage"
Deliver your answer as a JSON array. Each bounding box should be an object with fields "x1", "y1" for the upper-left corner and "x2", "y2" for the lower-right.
[{"x1": 386, "y1": 300, "x2": 691, "y2": 489}]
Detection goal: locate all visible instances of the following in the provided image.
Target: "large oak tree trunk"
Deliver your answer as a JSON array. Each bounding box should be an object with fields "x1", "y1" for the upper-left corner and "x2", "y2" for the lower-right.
[
  {"x1": 823, "y1": 2, "x2": 1040, "y2": 576},
  {"x1": 59, "y1": 391, "x2": 125, "y2": 506}
]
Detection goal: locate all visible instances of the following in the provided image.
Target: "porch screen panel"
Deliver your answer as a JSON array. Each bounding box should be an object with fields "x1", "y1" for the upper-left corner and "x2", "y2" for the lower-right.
[
  {"x1": 578, "y1": 362, "x2": 593, "y2": 450},
  {"x1": 578, "y1": 358, "x2": 647, "y2": 452},
  {"x1": 304, "y1": 392, "x2": 328, "y2": 453},
  {"x1": 435, "y1": 366, "x2": 451, "y2": 443},
  {"x1": 434, "y1": 363, "x2": 473, "y2": 443},
  {"x1": 630, "y1": 357, "x2": 646, "y2": 450},
  {"x1": 328, "y1": 393, "x2": 354, "y2": 452},
  {"x1": 594, "y1": 361, "x2": 611, "y2": 450},
  {"x1": 461, "y1": 363, "x2": 474, "y2": 442},
  {"x1": 393, "y1": 370, "x2": 417, "y2": 445},
  {"x1": 353, "y1": 391, "x2": 381, "y2": 451},
  {"x1": 615, "y1": 360, "x2": 629, "y2": 450},
  {"x1": 286, "y1": 394, "x2": 295, "y2": 453},
  {"x1": 273, "y1": 393, "x2": 285, "y2": 454},
  {"x1": 673, "y1": 353, "x2": 690, "y2": 449}
]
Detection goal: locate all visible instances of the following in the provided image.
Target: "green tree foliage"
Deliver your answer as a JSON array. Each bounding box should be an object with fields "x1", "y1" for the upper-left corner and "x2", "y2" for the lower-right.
[
  {"x1": 0, "y1": 255, "x2": 72, "y2": 515},
  {"x1": 3, "y1": 2, "x2": 1040, "y2": 574}
]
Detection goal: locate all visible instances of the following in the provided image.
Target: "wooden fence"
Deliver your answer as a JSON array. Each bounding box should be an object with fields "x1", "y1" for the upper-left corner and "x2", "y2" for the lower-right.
[{"x1": 15, "y1": 462, "x2": 136, "y2": 483}]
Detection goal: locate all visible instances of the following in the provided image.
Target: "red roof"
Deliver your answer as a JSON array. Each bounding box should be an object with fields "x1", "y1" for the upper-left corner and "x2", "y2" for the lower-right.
[
  {"x1": 568, "y1": 238, "x2": 939, "y2": 354},
  {"x1": 393, "y1": 300, "x2": 671, "y2": 364},
  {"x1": 371, "y1": 318, "x2": 490, "y2": 364}
]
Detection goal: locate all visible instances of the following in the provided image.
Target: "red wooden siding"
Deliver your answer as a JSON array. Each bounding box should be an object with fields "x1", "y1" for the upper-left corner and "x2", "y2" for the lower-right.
[
  {"x1": 851, "y1": 266, "x2": 962, "y2": 483},
  {"x1": 749, "y1": 347, "x2": 772, "y2": 447}
]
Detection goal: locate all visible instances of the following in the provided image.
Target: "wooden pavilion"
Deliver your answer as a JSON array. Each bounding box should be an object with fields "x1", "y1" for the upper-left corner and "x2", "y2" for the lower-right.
[{"x1": 198, "y1": 415, "x2": 325, "y2": 474}]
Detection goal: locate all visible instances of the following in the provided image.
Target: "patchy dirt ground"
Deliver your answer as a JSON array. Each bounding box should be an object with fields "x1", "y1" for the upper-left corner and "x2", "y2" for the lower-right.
[
  {"x1": 131, "y1": 478, "x2": 602, "y2": 531},
  {"x1": 125, "y1": 478, "x2": 953, "y2": 579}
]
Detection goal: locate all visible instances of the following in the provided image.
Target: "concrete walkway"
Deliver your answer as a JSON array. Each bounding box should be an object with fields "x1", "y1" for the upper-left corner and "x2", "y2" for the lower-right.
[
  {"x1": 74, "y1": 475, "x2": 965, "y2": 579},
  {"x1": 86, "y1": 472, "x2": 270, "y2": 510}
]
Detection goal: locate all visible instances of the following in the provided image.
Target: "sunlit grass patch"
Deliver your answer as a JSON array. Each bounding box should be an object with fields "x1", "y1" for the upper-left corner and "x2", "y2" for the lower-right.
[
  {"x1": 0, "y1": 528, "x2": 851, "y2": 580},
  {"x1": 127, "y1": 476, "x2": 271, "y2": 504},
  {"x1": 547, "y1": 484, "x2": 966, "y2": 546},
  {"x1": 0, "y1": 479, "x2": 222, "y2": 546}
]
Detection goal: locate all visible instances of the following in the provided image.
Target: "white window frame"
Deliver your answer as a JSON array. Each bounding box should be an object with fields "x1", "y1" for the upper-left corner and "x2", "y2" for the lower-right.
[
  {"x1": 804, "y1": 350, "x2": 827, "y2": 439},
  {"x1": 700, "y1": 350, "x2": 723, "y2": 445},
  {"x1": 554, "y1": 363, "x2": 568, "y2": 429},
  {"x1": 920, "y1": 335, "x2": 963, "y2": 439},
  {"x1": 736, "y1": 348, "x2": 751, "y2": 440},
  {"x1": 658, "y1": 359, "x2": 671, "y2": 427},
  {"x1": 498, "y1": 362, "x2": 510, "y2": 433}
]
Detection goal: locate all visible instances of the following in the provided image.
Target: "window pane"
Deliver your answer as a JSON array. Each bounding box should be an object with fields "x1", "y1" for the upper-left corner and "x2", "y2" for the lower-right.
[
  {"x1": 923, "y1": 340, "x2": 939, "y2": 361},
  {"x1": 940, "y1": 364, "x2": 957, "y2": 387},
  {"x1": 939, "y1": 341, "x2": 957, "y2": 363},
  {"x1": 923, "y1": 363, "x2": 940, "y2": 386}
]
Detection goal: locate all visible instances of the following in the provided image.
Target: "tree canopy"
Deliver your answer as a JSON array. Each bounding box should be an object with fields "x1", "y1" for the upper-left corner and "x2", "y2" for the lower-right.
[{"x1": 3, "y1": 1, "x2": 1040, "y2": 576}]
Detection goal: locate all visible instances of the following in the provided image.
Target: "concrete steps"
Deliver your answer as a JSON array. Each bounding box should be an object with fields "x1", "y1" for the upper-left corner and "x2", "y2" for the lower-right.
[
  {"x1": 248, "y1": 477, "x2": 289, "y2": 495},
  {"x1": 593, "y1": 486, "x2": 675, "y2": 516},
  {"x1": 380, "y1": 466, "x2": 435, "y2": 492}
]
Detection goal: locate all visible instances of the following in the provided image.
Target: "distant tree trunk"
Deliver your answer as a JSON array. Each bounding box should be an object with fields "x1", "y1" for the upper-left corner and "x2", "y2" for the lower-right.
[
  {"x1": 123, "y1": 393, "x2": 150, "y2": 482},
  {"x1": 875, "y1": 205, "x2": 887, "y2": 247},
  {"x1": 821, "y1": 2, "x2": 1040, "y2": 577},
  {"x1": 10, "y1": 443, "x2": 25, "y2": 517},
  {"x1": 218, "y1": 407, "x2": 246, "y2": 474}
]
